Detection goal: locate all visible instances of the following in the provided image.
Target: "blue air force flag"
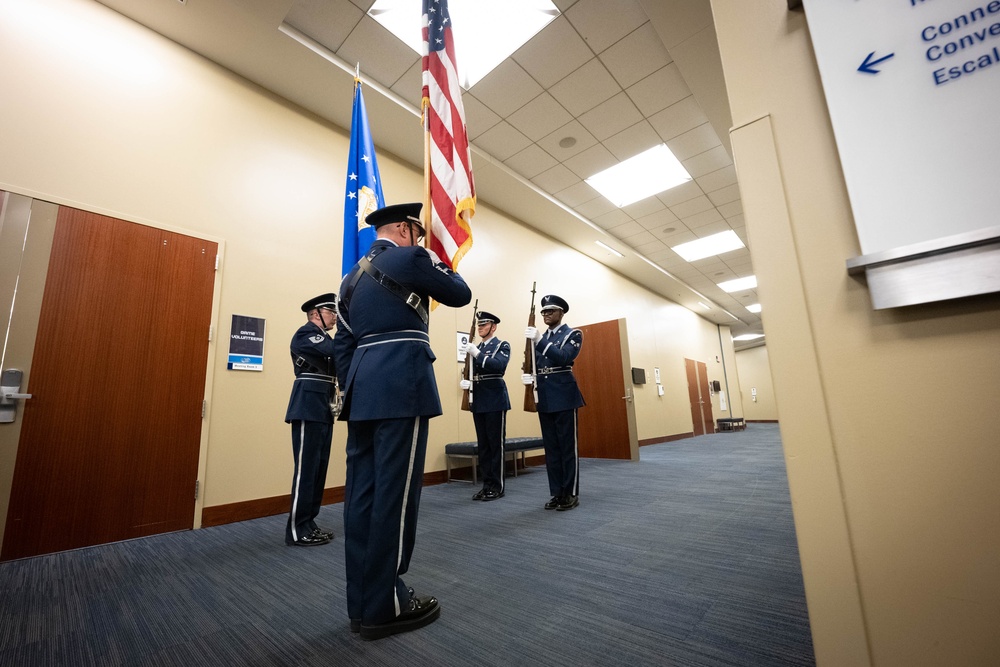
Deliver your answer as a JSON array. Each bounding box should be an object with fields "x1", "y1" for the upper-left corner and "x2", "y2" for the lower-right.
[{"x1": 341, "y1": 77, "x2": 385, "y2": 276}]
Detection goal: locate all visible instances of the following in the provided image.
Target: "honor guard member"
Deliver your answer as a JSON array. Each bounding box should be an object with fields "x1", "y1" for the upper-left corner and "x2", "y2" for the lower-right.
[
  {"x1": 522, "y1": 295, "x2": 585, "y2": 511},
  {"x1": 284, "y1": 293, "x2": 339, "y2": 546},
  {"x1": 333, "y1": 202, "x2": 471, "y2": 640},
  {"x1": 460, "y1": 311, "x2": 511, "y2": 501}
]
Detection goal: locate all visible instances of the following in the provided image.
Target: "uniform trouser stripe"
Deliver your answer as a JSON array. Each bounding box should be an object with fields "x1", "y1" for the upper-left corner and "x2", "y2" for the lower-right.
[
  {"x1": 538, "y1": 409, "x2": 579, "y2": 498},
  {"x1": 394, "y1": 416, "x2": 421, "y2": 616},
  {"x1": 289, "y1": 421, "x2": 306, "y2": 542}
]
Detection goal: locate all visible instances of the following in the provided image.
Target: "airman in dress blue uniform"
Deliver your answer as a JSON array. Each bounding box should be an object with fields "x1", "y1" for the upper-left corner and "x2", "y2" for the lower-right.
[
  {"x1": 333, "y1": 202, "x2": 471, "y2": 641},
  {"x1": 459, "y1": 311, "x2": 511, "y2": 501},
  {"x1": 522, "y1": 295, "x2": 585, "y2": 511},
  {"x1": 284, "y1": 293, "x2": 338, "y2": 546}
]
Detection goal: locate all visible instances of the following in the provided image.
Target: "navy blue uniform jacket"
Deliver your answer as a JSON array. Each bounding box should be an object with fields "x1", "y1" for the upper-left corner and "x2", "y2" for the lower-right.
[
  {"x1": 469, "y1": 336, "x2": 511, "y2": 413},
  {"x1": 534, "y1": 323, "x2": 585, "y2": 413},
  {"x1": 284, "y1": 322, "x2": 337, "y2": 423},
  {"x1": 334, "y1": 240, "x2": 472, "y2": 421}
]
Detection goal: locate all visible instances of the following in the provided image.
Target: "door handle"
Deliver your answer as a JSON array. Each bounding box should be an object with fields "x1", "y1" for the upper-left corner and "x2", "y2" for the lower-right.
[
  {"x1": 622, "y1": 388, "x2": 632, "y2": 402},
  {"x1": 1, "y1": 368, "x2": 32, "y2": 423}
]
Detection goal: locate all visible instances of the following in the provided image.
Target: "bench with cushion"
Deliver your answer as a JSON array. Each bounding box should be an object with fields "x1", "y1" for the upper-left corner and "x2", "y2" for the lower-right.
[
  {"x1": 445, "y1": 437, "x2": 545, "y2": 484},
  {"x1": 716, "y1": 417, "x2": 746, "y2": 432}
]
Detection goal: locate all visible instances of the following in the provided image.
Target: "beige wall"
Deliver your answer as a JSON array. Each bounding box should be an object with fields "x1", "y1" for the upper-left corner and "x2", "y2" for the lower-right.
[
  {"x1": 734, "y1": 345, "x2": 777, "y2": 422},
  {"x1": 713, "y1": 2, "x2": 1000, "y2": 665},
  {"x1": 0, "y1": 0, "x2": 743, "y2": 540}
]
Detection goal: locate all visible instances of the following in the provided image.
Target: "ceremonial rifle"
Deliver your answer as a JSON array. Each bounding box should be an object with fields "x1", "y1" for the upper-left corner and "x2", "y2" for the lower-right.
[
  {"x1": 460, "y1": 299, "x2": 478, "y2": 411},
  {"x1": 522, "y1": 282, "x2": 538, "y2": 412}
]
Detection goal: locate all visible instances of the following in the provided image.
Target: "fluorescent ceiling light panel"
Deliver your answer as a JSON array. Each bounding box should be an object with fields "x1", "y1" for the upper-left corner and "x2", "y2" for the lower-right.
[
  {"x1": 595, "y1": 240, "x2": 623, "y2": 257},
  {"x1": 671, "y1": 230, "x2": 746, "y2": 262},
  {"x1": 745, "y1": 303, "x2": 762, "y2": 313},
  {"x1": 369, "y1": 0, "x2": 559, "y2": 88},
  {"x1": 585, "y1": 144, "x2": 692, "y2": 208},
  {"x1": 733, "y1": 333, "x2": 764, "y2": 341},
  {"x1": 717, "y1": 275, "x2": 758, "y2": 293}
]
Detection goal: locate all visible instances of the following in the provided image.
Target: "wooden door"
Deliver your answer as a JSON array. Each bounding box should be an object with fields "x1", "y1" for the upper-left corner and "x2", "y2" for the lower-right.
[
  {"x1": 1, "y1": 206, "x2": 216, "y2": 561},
  {"x1": 684, "y1": 358, "x2": 714, "y2": 436},
  {"x1": 574, "y1": 319, "x2": 635, "y2": 460}
]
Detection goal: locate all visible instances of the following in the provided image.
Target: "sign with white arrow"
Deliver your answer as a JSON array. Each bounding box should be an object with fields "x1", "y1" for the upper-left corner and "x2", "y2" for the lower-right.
[{"x1": 802, "y1": 0, "x2": 1000, "y2": 256}]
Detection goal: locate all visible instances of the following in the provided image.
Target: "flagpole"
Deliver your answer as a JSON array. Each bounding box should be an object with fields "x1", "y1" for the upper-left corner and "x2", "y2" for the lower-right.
[{"x1": 422, "y1": 100, "x2": 431, "y2": 252}]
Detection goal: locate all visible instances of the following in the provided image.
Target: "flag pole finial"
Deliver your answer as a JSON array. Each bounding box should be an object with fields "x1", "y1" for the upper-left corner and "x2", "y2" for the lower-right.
[{"x1": 355, "y1": 62, "x2": 361, "y2": 83}]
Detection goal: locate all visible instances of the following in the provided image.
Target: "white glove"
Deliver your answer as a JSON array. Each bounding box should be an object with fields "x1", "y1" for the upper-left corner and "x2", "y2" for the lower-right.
[
  {"x1": 525, "y1": 326, "x2": 541, "y2": 342},
  {"x1": 460, "y1": 379, "x2": 472, "y2": 390},
  {"x1": 463, "y1": 342, "x2": 480, "y2": 358},
  {"x1": 427, "y1": 249, "x2": 445, "y2": 266},
  {"x1": 521, "y1": 373, "x2": 534, "y2": 386}
]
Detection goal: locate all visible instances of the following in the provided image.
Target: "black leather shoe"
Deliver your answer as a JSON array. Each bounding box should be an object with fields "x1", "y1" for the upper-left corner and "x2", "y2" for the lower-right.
[
  {"x1": 544, "y1": 496, "x2": 561, "y2": 510},
  {"x1": 359, "y1": 595, "x2": 440, "y2": 640},
  {"x1": 482, "y1": 489, "x2": 504, "y2": 501},
  {"x1": 311, "y1": 527, "x2": 334, "y2": 540},
  {"x1": 556, "y1": 495, "x2": 579, "y2": 511},
  {"x1": 350, "y1": 619, "x2": 360, "y2": 633},
  {"x1": 472, "y1": 488, "x2": 486, "y2": 501},
  {"x1": 285, "y1": 532, "x2": 331, "y2": 547}
]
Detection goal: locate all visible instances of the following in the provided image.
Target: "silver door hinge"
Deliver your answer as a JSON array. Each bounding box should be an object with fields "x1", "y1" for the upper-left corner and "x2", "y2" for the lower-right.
[
  {"x1": 208, "y1": 326, "x2": 213, "y2": 342},
  {"x1": 194, "y1": 480, "x2": 200, "y2": 500},
  {"x1": 202, "y1": 400, "x2": 207, "y2": 418},
  {"x1": 215, "y1": 254, "x2": 220, "y2": 271}
]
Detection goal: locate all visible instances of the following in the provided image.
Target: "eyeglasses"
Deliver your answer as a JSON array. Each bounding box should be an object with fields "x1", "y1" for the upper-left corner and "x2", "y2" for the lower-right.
[{"x1": 400, "y1": 222, "x2": 425, "y2": 243}]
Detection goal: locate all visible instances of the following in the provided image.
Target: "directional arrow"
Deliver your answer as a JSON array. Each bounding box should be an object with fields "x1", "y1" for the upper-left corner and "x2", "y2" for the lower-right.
[{"x1": 858, "y1": 51, "x2": 895, "y2": 74}]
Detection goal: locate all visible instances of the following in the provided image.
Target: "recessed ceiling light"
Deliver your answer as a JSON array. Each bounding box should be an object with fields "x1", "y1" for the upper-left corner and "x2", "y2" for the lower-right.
[
  {"x1": 662, "y1": 226, "x2": 676, "y2": 234},
  {"x1": 717, "y1": 275, "x2": 757, "y2": 292},
  {"x1": 746, "y1": 303, "x2": 762, "y2": 313},
  {"x1": 733, "y1": 333, "x2": 764, "y2": 341},
  {"x1": 585, "y1": 144, "x2": 692, "y2": 208},
  {"x1": 559, "y1": 136, "x2": 577, "y2": 148},
  {"x1": 671, "y1": 230, "x2": 746, "y2": 262},
  {"x1": 369, "y1": 0, "x2": 560, "y2": 88}
]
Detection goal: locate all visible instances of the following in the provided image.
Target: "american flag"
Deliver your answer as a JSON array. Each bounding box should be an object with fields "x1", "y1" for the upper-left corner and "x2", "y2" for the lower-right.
[{"x1": 421, "y1": 0, "x2": 474, "y2": 271}]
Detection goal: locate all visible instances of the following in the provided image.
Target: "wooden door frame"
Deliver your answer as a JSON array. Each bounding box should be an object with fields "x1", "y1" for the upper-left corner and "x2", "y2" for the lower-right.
[{"x1": 0, "y1": 192, "x2": 224, "y2": 549}]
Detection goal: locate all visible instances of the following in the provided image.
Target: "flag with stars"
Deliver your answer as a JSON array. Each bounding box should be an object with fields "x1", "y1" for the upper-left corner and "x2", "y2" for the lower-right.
[
  {"x1": 422, "y1": 0, "x2": 474, "y2": 271},
  {"x1": 342, "y1": 76, "x2": 385, "y2": 276}
]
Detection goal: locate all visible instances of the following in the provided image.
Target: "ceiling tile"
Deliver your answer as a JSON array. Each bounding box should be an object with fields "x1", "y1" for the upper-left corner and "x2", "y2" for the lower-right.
[
  {"x1": 625, "y1": 63, "x2": 690, "y2": 117},
  {"x1": 634, "y1": 239, "x2": 668, "y2": 255},
  {"x1": 563, "y1": 143, "x2": 618, "y2": 179},
  {"x1": 575, "y1": 196, "x2": 618, "y2": 219},
  {"x1": 707, "y1": 183, "x2": 741, "y2": 207},
  {"x1": 648, "y1": 95, "x2": 708, "y2": 141},
  {"x1": 462, "y1": 93, "x2": 502, "y2": 140},
  {"x1": 635, "y1": 207, "x2": 680, "y2": 230},
  {"x1": 537, "y1": 119, "x2": 598, "y2": 161},
  {"x1": 337, "y1": 15, "x2": 417, "y2": 88},
  {"x1": 507, "y1": 93, "x2": 574, "y2": 141},
  {"x1": 623, "y1": 229, "x2": 657, "y2": 245},
  {"x1": 578, "y1": 92, "x2": 642, "y2": 141},
  {"x1": 603, "y1": 120, "x2": 660, "y2": 161},
  {"x1": 285, "y1": 0, "x2": 364, "y2": 53},
  {"x1": 622, "y1": 196, "x2": 664, "y2": 219},
  {"x1": 669, "y1": 195, "x2": 713, "y2": 219},
  {"x1": 695, "y1": 164, "x2": 737, "y2": 193},
  {"x1": 666, "y1": 122, "x2": 722, "y2": 161},
  {"x1": 549, "y1": 58, "x2": 620, "y2": 116},
  {"x1": 659, "y1": 229, "x2": 698, "y2": 246},
  {"x1": 656, "y1": 180, "x2": 704, "y2": 207},
  {"x1": 532, "y1": 164, "x2": 581, "y2": 193},
  {"x1": 565, "y1": 0, "x2": 649, "y2": 54},
  {"x1": 682, "y1": 208, "x2": 724, "y2": 228},
  {"x1": 469, "y1": 59, "x2": 544, "y2": 118},
  {"x1": 504, "y1": 144, "x2": 559, "y2": 180},
  {"x1": 592, "y1": 209, "x2": 632, "y2": 229},
  {"x1": 682, "y1": 145, "x2": 732, "y2": 178},
  {"x1": 717, "y1": 200, "x2": 743, "y2": 218},
  {"x1": 388, "y1": 58, "x2": 423, "y2": 106},
  {"x1": 693, "y1": 220, "x2": 734, "y2": 237},
  {"x1": 608, "y1": 220, "x2": 645, "y2": 238},
  {"x1": 475, "y1": 121, "x2": 532, "y2": 161},
  {"x1": 600, "y1": 22, "x2": 672, "y2": 88},
  {"x1": 512, "y1": 16, "x2": 593, "y2": 88},
  {"x1": 556, "y1": 180, "x2": 601, "y2": 208}
]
